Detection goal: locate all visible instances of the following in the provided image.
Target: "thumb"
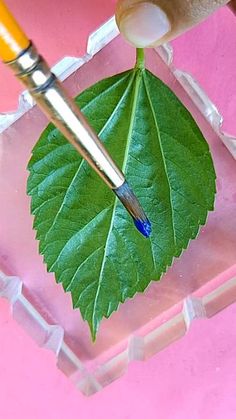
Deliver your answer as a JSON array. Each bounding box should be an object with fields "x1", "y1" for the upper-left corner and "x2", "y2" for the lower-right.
[{"x1": 115, "y1": 0, "x2": 232, "y2": 48}]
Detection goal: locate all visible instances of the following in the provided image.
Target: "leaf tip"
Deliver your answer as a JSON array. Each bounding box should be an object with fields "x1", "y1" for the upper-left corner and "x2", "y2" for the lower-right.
[{"x1": 90, "y1": 323, "x2": 98, "y2": 343}]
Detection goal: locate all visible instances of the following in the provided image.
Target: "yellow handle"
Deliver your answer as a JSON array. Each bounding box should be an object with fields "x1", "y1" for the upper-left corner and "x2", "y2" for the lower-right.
[{"x1": 0, "y1": 0, "x2": 30, "y2": 62}]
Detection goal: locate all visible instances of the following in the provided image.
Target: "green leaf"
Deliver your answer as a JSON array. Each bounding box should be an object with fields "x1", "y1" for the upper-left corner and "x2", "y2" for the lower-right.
[{"x1": 27, "y1": 53, "x2": 216, "y2": 340}]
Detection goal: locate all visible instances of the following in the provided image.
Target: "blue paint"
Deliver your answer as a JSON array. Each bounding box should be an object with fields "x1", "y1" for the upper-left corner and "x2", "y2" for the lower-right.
[{"x1": 133, "y1": 218, "x2": 152, "y2": 238}]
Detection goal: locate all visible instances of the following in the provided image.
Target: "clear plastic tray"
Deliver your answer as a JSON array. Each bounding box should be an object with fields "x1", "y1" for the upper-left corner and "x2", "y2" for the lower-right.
[{"x1": 0, "y1": 17, "x2": 236, "y2": 396}]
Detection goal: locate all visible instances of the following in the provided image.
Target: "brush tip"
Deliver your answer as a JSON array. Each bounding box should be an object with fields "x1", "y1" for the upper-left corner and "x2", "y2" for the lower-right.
[
  {"x1": 133, "y1": 217, "x2": 152, "y2": 238},
  {"x1": 114, "y1": 181, "x2": 151, "y2": 238}
]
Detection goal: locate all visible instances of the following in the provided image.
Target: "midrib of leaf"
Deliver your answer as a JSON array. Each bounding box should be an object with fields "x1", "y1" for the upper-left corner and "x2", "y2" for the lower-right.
[
  {"x1": 143, "y1": 72, "x2": 177, "y2": 248},
  {"x1": 91, "y1": 69, "x2": 143, "y2": 337}
]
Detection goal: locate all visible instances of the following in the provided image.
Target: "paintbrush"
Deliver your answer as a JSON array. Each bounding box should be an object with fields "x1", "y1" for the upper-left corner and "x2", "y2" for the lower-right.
[{"x1": 0, "y1": 1, "x2": 151, "y2": 237}]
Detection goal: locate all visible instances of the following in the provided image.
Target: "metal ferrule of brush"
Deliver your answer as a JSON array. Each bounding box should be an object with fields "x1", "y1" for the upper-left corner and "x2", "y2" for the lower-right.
[{"x1": 6, "y1": 42, "x2": 125, "y2": 190}]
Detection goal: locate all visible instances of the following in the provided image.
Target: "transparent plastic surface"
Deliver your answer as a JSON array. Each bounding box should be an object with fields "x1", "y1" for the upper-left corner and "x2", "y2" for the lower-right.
[{"x1": 0, "y1": 34, "x2": 236, "y2": 395}]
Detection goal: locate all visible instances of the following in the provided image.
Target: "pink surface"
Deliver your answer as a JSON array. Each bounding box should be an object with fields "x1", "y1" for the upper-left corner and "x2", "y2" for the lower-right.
[
  {"x1": 1, "y1": 298, "x2": 236, "y2": 419},
  {"x1": 0, "y1": 0, "x2": 116, "y2": 112},
  {"x1": 0, "y1": 2, "x2": 235, "y2": 133},
  {"x1": 1, "y1": 0, "x2": 236, "y2": 416},
  {"x1": 172, "y1": 7, "x2": 236, "y2": 135}
]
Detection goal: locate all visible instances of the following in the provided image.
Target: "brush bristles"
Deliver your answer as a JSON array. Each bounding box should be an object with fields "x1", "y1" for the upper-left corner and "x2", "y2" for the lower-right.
[{"x1": 114, "y1": 181, "x2": 151, "y2": 238}]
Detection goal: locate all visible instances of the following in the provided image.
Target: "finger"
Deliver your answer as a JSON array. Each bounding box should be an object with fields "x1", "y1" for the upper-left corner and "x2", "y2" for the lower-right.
[
  {"x1": 116, "y1": 0, "x2": 231, "y2": 48},
  {"x1": 229, "y1": 0, "x2": 236, "y2": 14}
]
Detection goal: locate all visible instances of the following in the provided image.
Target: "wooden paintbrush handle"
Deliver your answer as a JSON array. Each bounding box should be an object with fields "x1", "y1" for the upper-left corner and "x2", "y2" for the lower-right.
[{"x1": 0, "y1": 0, "x2": 30, "y2": 62}]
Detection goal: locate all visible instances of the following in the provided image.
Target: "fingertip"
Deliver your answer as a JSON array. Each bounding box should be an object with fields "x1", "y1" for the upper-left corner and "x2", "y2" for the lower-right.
[
  {"x1": 229, "y1": 0, "x2": 236, "y2": 15},
  {"x1": 116, "y1": 2, "x2": 171, "y2": 48}
]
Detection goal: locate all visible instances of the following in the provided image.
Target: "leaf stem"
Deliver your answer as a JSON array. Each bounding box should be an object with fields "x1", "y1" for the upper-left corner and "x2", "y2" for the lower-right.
[{"x1": 135, "y1": 48, "x2": 145, "y2": 70}]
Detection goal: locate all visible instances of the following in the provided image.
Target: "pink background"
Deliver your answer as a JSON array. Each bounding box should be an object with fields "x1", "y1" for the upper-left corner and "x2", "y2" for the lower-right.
[
  {"x1": 1, "y1": 299, "x2": 236, "y2": 418},
  {"x1": 1, "y1": 1, "x2": 236, "y2": 417}
]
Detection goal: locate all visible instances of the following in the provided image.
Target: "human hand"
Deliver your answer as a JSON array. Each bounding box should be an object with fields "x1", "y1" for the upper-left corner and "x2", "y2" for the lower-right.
[{"x1": 115, "y1": 0, "x2": 236, "y2": 48}]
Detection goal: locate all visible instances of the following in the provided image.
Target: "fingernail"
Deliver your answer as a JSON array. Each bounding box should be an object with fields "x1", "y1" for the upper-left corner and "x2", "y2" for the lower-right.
[{"x1": 120, "y1": 2, "x2": 171, "y2": 48}]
